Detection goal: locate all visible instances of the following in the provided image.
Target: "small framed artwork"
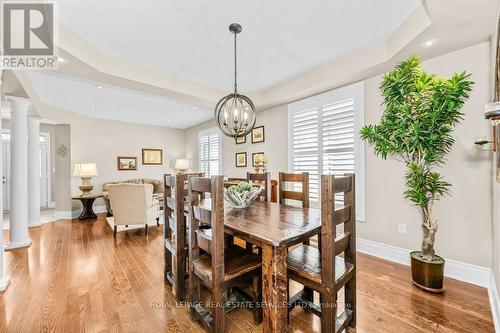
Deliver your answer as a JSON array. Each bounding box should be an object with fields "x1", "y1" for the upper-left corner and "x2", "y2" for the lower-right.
[
  {"x1": 235, "y1": 135, "x2": 246, "y2": 144},
  {"x1": 251, "y1": 126, "x2": 265, "y2": 143},
  {"x1": 117, "y1": 156, "x2": 137, "y2": 170},
  {"x1": 142, "y1": 148, "x2": 163, "y2": 165},
  {"x1": 252, "y1": 152, "x2": 265, "y2": 167},
  {"x1": 235, "y1": 152, "x2": 247, "y2": 167}
]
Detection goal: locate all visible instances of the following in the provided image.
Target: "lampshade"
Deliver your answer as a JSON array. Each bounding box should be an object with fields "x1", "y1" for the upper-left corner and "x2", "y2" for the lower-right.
[
  {"x1": 175, "y1": 159, "x2": 189, "y2": 170},
  {"x1": 73, "y1": 163, "x2": 98, "y2": 177}
]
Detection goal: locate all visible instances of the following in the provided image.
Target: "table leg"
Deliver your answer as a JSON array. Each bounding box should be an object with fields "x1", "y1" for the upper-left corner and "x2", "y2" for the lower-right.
[
  {"x1": 262, "y1": 244, "x2": 288, "y2": 333},
  {"x1": 78, "y1": 198, "x2": 97, "y2": 220}
]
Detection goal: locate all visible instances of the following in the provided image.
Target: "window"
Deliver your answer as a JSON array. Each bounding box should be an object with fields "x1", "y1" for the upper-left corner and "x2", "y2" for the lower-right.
[
  {"x1": 198, "y1": 128, "x2": 221, "y2": 177},
  {"x1": 288, "y1": 82, "x2": 365, "y2": 221}
]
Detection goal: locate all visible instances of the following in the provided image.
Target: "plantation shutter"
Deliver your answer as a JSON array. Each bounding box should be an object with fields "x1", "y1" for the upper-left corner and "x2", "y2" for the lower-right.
[
  {"x1": 292, "y1": 107, "x2": 320, "y2": 200},
  {"x1": 322, "y1": 98, "x2": 355, "y2": 176},
  {"x1": 290, "y1": 89, "x2": 361, "y2": 208},
  {"x1": 199, "y1": 130, "x2": 221, "y2": 177}
]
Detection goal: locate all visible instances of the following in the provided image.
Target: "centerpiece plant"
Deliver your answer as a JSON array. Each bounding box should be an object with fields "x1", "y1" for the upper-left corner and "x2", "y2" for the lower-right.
[{"x1": 360, "y1": 55, "x2": 473, "y2": 292}]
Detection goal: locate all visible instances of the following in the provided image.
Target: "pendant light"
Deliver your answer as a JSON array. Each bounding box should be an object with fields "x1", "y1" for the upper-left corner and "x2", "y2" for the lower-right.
[{"x1": 214, "y1": 23, "x2": 256, "y2": 138}]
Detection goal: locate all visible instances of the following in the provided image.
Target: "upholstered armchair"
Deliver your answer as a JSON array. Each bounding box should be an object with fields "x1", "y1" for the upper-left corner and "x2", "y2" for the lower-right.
[
  {"x1": 108, "y1": 183, "x2": 160, "y2": 237},
  {"x1": 102, "y1": 178, "x2": 163, "y2": 216}
]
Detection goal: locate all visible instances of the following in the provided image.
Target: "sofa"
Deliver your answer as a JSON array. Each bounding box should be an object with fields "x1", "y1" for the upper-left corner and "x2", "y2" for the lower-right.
[{"x1": 102, "y1": 178, "x2": 163, "y2": 215}]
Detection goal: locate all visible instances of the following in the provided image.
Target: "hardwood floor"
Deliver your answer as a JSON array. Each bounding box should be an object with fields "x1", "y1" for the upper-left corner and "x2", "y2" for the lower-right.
[{"x1": 0, "y1": 214, "x2": 494, "y2": 332}]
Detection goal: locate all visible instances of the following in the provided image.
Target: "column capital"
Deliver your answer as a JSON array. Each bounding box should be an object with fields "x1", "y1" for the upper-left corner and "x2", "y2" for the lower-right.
[
  {"x1": 6, "y1": 96, "x2": 31, "y2": 114},
  {"x1": 28, "y1": 116, "x2": 42, "y2": 127}
]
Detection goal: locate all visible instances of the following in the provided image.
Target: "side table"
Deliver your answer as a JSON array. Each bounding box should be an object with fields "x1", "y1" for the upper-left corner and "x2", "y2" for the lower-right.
[{"x1": 71, "y1": 194, "x2": 103, "y2": 220}]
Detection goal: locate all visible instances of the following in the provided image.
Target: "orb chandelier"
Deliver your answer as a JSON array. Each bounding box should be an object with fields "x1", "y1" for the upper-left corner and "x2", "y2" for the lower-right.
[{"x1": 215, "y1": 23, "x2": 256, "y2": 138}]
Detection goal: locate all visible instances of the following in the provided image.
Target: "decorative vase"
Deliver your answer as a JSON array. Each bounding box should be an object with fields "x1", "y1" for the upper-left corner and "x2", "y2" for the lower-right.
[{"x1": 410, "y1": 251, "x2": 445, "y2": 293}]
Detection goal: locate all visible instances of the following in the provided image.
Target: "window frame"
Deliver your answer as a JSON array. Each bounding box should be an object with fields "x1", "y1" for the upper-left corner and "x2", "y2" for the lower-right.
[
  {"x1": 198, "y1": 127, "x2": 222, "y2": 177},
  {"x1": 288, "y1": 81, "x2": 365, "y2": 221}
]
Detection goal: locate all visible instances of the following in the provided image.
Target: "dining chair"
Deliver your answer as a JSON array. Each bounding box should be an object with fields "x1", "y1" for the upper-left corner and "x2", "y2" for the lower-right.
[
  {"x1": 278, "y1": 172, "x2": 310, "y2": 208},
  {"x1": 287, "y1": 174, "x2": 356, "y2": 333},
  {"x1": 279, "y1": 171, "x2": 311, "y2": 247},
  {"x1": 244, "y1": 172, "x2": 271, "y2": 253},
  {"x1": 163, "y1": 172, "x2": 203, "y2": 300},
  {"x1": 187, "y1": 175, "x2": 262, "y2": 332},
  {"x1": 247, "y1": 171, "x2": 271, "y2": 202}
]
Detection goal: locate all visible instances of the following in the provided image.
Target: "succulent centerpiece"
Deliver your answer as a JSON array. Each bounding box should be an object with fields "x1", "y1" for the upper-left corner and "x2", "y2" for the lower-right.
[{"x1": 224, "y1": 182, "x2": 262, "y2": 208}]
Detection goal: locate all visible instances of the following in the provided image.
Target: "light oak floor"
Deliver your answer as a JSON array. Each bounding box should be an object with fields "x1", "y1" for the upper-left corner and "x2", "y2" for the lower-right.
[{"x1": 0, "y1": 214, "x2": 494, "y2": 332}]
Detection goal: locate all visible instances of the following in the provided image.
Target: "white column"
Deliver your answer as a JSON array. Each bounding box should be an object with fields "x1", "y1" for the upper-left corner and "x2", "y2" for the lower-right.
[
  {"x1": 6, "y1": 97, "x2": 31, "y2": 250},
  {"x1": 28, "y1": 116, "x2": 41, "y2": 227},
  {"x1": 0, "y1": 71, "x2": 10, "y2": 291}
]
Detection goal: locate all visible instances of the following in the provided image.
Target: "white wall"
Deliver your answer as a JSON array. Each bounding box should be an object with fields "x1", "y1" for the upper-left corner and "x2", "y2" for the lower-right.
[
  {"x1": 45, "y1": 110, "x2": 185, "y2": 209},
  {"x1": 359, "y1": 42, "x2": 492, "y2": 267},
  {"x1": 184, "y1": 42, "x2": 493, "y2": 267},
  {"x1": 185, "y1": 105, "x2": 289, "y2": 180}
]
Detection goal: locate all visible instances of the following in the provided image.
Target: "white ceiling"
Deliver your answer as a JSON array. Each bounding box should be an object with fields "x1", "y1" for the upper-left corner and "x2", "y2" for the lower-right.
[
  {"x1": 26, "y1": 72, "x2": 213, "y2": 129},
  {"x1": 58, "y1": 0, "x2": 421, "y2": 92}
]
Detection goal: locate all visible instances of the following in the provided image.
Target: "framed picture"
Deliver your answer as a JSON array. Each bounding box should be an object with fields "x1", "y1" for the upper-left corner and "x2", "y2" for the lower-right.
[
  {"x1": 235, "y1": 152, "x2": 247, "y2": 167},
  {"x1": 252, "y1": 152, "x2": 265, "y2": 167},
  {"x1": 251, "y1": 126, "x2": 265, "y2": 143},
  {"x1": 142, "y1": 148, "x2": 163, "y2": 165},
  {"x1": 117, "y1": 156, "x2": 137, "y2": 170},
  {"x1": 235, "y1": 135, "x2": 246, "y2": 144}
]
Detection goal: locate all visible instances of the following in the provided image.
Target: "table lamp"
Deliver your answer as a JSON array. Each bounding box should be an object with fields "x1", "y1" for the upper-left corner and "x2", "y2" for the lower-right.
[
  {"x1": 175, "y1": 159, "x2": 189, "y2": 173},
  {"x1": 73, "y1": 163, "x2": 98, "y2": 195}
]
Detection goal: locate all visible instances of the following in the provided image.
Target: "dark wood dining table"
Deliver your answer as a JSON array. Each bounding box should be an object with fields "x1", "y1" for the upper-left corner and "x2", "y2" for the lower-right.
[{"x1": 199, "y1": 199, "x2": 321, "y2": 333}]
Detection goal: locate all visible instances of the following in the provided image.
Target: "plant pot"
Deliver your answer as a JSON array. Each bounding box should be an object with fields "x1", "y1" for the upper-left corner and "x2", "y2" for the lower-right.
[{"x1": 410, "y1": 251, "x2": 445, "y2": 293}]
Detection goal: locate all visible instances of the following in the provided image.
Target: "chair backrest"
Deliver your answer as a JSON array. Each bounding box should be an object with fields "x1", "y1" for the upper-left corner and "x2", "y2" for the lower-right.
[
  {"x1": 247, "y1": 172, "x2": 270, "y2": 202},
  {"x1": 320, "y1": 174, "x2": 355, "y2": 287},
  {"x1": 278, "y1": 172, "x2": 310, "y2": 208},
  {"x1": 164, "y1": 174, "x2": 183, "y2": 229},
  {"x1": 164, "y1": 172, "x2": 205, "y2": 226},
  {"x1": 108, "y1": 183, "x2": 153, "y2": 226},
  {"x1": 188, "y1": 176, "x2": 225, "y2": 289}
]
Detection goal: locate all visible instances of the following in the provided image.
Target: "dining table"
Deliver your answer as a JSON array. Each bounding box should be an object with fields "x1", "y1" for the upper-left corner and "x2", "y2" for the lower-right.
[{"x1": 198, "y1": 199, "x2": 322, "y2": 333}]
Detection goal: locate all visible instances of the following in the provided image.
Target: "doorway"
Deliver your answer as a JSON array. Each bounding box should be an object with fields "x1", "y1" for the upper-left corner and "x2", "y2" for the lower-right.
[{"x1": 2, "y1": 130, "x2": 52, "y2": 211}]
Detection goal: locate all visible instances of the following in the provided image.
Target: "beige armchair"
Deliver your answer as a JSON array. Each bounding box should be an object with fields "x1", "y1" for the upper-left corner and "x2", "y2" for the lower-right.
[{"x1": 108, "y1": 183, "x2": 160, "y2": 237}]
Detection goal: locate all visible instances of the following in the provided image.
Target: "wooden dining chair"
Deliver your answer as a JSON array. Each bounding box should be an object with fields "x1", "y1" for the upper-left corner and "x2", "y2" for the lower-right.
[
  {"x1": 247, "y1": 171, "x2": 271, "y2": 202},
  {"x1": 187, "y1": 176, "x2": 263, "y2": 332},
  {"x1": 278, "y1": 172, "x2": 309, "y2": 208},
  {"x1": 279, "y1": 172, "x2": 311, "y2": 249},
  {"x1": 163, "y1": 172, "x2": 203, "y2": 300},
  {"x1": 287, "y1": 174, "x2": 356, "y2": 333}
]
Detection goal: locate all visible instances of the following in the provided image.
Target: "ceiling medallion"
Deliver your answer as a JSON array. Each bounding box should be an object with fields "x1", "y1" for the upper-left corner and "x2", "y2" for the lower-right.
[{"x1": 214, "y1": 23, "x2": 256, "y2": 138}]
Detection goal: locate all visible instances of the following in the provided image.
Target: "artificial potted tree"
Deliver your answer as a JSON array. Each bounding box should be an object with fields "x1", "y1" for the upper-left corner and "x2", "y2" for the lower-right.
[{"x1": 360, "y1": 56, "x2": 473, "y2": 292}]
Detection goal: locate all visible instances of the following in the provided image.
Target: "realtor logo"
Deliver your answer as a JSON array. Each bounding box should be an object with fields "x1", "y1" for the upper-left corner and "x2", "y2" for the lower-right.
[{"x1": 1, "y1": 2, "x2": 58, "y2": 69}]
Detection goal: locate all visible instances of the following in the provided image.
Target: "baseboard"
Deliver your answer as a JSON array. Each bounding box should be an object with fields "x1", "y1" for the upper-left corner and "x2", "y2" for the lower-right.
[
  {"x1": 54, "y1": 210, "x2": 80, "y2": 219},
  {"x1": 60, "y1": 205, "x2": 108, "y2": 220},
  {"x1": 356, "y1": 238, "x2": 491, "y2": 288},
  {"x1": 488, "y1": 273, "x2": 500, "y2": 333},
  {"x1": 0, "y1": 276, "x2": 10, "y2": 292}
]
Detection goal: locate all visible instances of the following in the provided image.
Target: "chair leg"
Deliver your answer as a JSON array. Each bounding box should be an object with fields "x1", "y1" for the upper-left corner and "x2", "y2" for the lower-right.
[
  {"x1": 189, "y1": 274, "x2": 201, "y2": 319},
  {"x1": 156, "y1": 217, "x2": 160, "y2": 226},
  {"x1": 145, "y1": 224, "x2": 148, "y2": 235},
  {"x1": 320, "y1": 292, "x2": 337, "y2": 333},
  {"x1": 251, "y1": 275, "x2": 263, "y2": 324},
  {"x1": 212, "y1": 289, "x2": 225, "y2": 333},
  {"x1": 303, "y1": 287, "x2": 314, "y2": 303},
  {"x1": 346, "y1": 277, "x2": 356, "y2": 329},
  {"x1": 113, "y1": 225, "x2": 117, "y2": 238}
]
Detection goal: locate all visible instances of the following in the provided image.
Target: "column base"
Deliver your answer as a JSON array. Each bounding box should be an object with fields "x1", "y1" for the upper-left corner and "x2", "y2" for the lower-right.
[
  {"x1": 0, "y1": 276, "x2": 10, "y2": 292},
  {"x1": 29, "y1": 222, "x2": 42, "y2": 228},
  {"x1": 5, "y1": 239, "x2": 32, "y2": 250}
]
